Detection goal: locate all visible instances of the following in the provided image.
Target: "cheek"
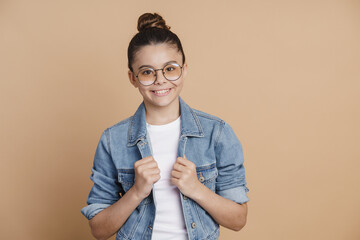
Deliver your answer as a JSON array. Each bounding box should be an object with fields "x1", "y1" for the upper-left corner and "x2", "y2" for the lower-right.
[
  {"x1": 138, "y1": 87, "x2": 148, "y2": 95},
  {"x1": 173, "y1": 77, "x2": 184, "y2": 87},
  {"x1": 178, "y1": 79, "x2": 185, "y2": 88}
]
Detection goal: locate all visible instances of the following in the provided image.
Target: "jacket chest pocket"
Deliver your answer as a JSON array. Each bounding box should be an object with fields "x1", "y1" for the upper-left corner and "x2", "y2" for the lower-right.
[
  {"x1": 196, "y1": 163, "x2": 218, "y2": 191},
  {"x1": 117, "y1": 169, "x2": 135, "y2": 193},
  {"x1": 117, "y1": 169, "x2": 151, "y2": 206}
]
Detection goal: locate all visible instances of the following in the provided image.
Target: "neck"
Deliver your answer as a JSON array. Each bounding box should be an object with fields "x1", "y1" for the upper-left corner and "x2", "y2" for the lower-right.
[{"x1": 144, "y1": 98, "x2": 180, "y2": 125}]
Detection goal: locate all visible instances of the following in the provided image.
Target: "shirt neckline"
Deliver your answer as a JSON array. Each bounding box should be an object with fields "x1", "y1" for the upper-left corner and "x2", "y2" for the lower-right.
[{"x1": 146, "y1": 115, "x2": 181, "y2": 130}]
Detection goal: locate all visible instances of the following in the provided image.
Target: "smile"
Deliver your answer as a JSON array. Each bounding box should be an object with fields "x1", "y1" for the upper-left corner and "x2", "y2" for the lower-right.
[{"x1": 151, "y1": 88, "x2": 172, "y2": 96}]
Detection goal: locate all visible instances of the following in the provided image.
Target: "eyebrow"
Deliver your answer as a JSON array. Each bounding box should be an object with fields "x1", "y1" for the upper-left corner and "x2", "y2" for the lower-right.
[{"x1": 138, "y1": 61, "x2": 178, "y2": 70}]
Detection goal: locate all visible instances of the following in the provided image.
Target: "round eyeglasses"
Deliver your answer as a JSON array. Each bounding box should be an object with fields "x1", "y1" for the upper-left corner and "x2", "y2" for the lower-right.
[{"x1": 135, "y1": 63, "x2": 183, "y2": 86}]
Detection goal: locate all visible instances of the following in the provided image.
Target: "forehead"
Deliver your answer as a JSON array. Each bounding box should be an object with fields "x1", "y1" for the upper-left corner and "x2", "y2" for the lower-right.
[{"x1": 133, "y1": 43, "x2": 182, "y2": 69}]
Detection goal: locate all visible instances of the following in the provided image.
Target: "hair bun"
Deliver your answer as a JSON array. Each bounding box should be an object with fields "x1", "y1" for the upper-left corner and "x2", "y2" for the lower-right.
[{"x1": 137, "y1": 13, "x2": 171, "y2": 32}]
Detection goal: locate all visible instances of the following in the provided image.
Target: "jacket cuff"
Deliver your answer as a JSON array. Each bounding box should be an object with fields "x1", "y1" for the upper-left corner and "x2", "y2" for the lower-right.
[
  {"x1": 81, "y1": 203, "x2": 111, "y2": 220},
  {"x1": 217, "y1": 186, "x2": 250, "y2": 204}
]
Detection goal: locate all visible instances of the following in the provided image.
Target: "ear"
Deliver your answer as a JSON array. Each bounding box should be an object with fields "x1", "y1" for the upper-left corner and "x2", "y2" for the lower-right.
[
  {"x1": 128, "y1": 70, "x2": 138, "y2": 88},
  {"x1": 182, "y1": 62, "x2": 188, "y2": 79}
]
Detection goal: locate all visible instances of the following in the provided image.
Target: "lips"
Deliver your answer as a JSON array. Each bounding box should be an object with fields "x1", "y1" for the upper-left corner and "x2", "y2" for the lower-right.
[
  {"x1": 151, "y1": 88, "x2": 172, "y2": 96},
  {"x1": 151, "y1": 88, "x2": 171, "y2": 93}
]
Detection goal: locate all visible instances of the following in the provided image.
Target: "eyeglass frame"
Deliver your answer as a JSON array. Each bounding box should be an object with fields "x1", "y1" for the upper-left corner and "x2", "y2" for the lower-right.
[{"x1": 134, "y1": 62, "x2": 184, "y2": 86}]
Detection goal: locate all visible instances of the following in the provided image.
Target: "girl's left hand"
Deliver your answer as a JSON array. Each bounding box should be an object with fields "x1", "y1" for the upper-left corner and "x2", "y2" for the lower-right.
[{"x1": 171, "y1": 155, "x2": 202, "y2": 198}]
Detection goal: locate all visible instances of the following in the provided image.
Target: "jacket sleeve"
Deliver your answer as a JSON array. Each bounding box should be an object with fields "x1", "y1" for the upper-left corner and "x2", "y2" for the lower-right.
[
  {"x1": 81, "y1": 129, "x2": 123, "y2": 220},
  {"x1": 215, "y1": 121, "x2": 250, "y2": 204}
]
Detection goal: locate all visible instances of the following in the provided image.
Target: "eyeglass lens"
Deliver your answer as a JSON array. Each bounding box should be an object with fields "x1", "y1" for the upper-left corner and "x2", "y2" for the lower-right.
[{"x1": 137, "y1": 63, "x2": 182, "y2": 85}]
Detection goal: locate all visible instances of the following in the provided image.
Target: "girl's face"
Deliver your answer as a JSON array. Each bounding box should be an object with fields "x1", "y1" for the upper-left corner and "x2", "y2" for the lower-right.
[{"x1": 128, "y1": 43, "x2": 187, "y2": 110}]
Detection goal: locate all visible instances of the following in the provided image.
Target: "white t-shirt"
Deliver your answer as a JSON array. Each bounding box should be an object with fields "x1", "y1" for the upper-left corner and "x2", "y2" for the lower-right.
[{"x1": 146, "y1": 116, "x2": 188, "y2": 240}]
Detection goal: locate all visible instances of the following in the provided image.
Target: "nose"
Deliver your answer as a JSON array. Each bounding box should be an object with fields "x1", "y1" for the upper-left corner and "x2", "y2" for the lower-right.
[{"x1": 153, "y1": 69, "x2": 167, "y2": 85}]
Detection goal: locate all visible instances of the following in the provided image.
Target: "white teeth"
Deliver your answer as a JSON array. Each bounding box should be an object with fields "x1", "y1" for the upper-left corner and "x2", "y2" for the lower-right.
[{"x1": 154, "y1": 89, "x2": 170, "y2": 94}]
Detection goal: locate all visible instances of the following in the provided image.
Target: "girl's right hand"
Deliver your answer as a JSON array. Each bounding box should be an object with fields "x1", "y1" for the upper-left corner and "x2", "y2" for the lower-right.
[{"x1": 132, "y1": 156, "x2": 160, "y2": 200}]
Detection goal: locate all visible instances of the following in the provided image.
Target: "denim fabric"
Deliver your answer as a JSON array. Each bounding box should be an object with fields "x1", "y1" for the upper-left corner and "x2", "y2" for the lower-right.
[{"x1": 81, "y1": 96, "x2": 250, "y2": 240}]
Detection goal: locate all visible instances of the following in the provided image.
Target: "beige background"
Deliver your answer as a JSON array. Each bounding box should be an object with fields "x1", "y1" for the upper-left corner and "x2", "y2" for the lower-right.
[{"x1": 1, "y1": 0, "x2": 359, "y2": 239}]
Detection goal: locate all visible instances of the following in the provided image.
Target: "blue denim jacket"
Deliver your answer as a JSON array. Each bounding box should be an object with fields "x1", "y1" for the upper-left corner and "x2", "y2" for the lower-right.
[{"x1": 81, "y1": 96, "x2": 250, "y2": 240}]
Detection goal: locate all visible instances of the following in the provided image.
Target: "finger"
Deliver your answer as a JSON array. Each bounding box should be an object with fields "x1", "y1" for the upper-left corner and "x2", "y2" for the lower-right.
[
  {"x1": 141, "y1": 160, "x2": 159, "y2": 169},
  {"x1": 176, "y1": 157, "x2": 190, "y2": 166},
  {"x1": 170, "y1": 177, "x2": 179, "y2": 186},
  {"x1": 177, "y1": 157, "x2": 196, "y2": 171},
  {"x1": 134, "y1": 156, "x2": 154, "y2": 167},
  {"x1": 173, "y1": 162, "x2": 186, "y2": 172},
  {"x1": 142, "y1": 156, "x2": 155, "y2": 162},
  {"x1": 136, "y1": 162, "x2": 159, "y2": 175},
  {"x1": 151, "y1": 174, "x2": 161, "y2": 184},
  {"x1": 146, "y1": 167, "x2": 160, "y2": 176},
  {"x1": 171, "y1": 170, "x2": 182, "y2": 179}
]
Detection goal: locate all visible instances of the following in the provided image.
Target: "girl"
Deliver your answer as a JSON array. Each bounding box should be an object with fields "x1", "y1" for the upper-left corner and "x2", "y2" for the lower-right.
[{"x1": 81, "y1": 12, "x2": 250, "y2": 240}]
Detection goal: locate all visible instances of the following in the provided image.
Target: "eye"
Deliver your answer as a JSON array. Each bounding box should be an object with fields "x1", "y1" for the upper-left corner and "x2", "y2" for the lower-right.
[
  {"x1": 140, "y1": 69, "x2": 154, "y2": 75},
  {"x1": 165, "y1": 66, "x2": 176, "y2": 72}
]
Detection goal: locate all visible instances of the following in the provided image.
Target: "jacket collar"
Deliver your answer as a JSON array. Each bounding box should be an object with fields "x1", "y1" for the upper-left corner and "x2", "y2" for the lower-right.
[{"x1": 127, "y1": 96, "x2": 204, "y2": 146}]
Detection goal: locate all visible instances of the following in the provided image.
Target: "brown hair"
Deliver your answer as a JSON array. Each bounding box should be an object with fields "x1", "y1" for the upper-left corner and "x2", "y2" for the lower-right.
[{"x1": 127, "y1": 13, "x2": 186, "y2": 72}]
